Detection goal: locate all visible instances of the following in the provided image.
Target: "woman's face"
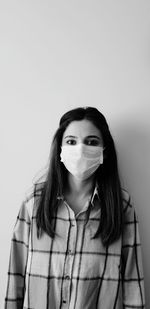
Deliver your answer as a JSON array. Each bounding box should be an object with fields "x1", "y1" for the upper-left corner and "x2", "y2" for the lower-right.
[{"x1": 62, "y1": 119, "x2": 103, "y2": 147}]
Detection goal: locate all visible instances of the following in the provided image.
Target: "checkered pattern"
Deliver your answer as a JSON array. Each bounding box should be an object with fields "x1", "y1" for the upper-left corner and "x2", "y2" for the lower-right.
[{"x1": 4, "y1": 186, "x2": 145, "y2": 309}]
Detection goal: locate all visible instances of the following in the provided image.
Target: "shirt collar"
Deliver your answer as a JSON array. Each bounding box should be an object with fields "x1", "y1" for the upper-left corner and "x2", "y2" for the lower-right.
[
  {"x1": 90, "y1": 183, "x2": 100, "y2": 207},
  {"x1": 57, "y1": 182, "x2": 100, "y2": 208}
]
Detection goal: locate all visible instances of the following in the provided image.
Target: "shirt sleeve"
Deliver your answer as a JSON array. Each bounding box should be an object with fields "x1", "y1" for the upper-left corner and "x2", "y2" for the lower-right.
[
  {"x1": 4, "y1": 199, "x2": 31, "y2": 309},
  {"x1": 122, "y1": 191, "x2": 146, "y2": 308}
]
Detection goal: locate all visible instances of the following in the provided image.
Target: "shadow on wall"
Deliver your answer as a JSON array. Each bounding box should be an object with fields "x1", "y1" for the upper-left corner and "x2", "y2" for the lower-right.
[
  {"x1": 116, "y1": 120, "x2": 150, "y2": 195},
  {"x1": 115, "y1": 120, "x2": 150, "y2": 307}
]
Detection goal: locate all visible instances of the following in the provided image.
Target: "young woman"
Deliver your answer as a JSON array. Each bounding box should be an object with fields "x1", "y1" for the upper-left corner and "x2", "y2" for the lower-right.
[{"x1": 5, "y1": 107, "x2": 145, "y2": 309}]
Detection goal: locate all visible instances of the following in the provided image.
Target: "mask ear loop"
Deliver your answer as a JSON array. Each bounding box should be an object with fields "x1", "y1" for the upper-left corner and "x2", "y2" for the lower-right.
[
  {"x1": 100, "y1": 151, "x2": 103, "y2": 164},
  {"x1": 101, "y1": 147, "x2": 106, "y2": 163},
  {"x1": 99, "y1": 147, "x2": 106, "y2": 164}
]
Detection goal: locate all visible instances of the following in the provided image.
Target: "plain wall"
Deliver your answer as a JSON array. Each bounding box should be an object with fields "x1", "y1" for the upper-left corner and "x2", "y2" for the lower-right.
[{"x1": 0, "y1": 1, "x2": 150, "y2": 307}]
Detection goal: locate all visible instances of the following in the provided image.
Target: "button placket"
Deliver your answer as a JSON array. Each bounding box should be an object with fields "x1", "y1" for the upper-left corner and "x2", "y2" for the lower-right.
[{"x1": 62, "y1": 211, "x2": 77, "y2": 307}]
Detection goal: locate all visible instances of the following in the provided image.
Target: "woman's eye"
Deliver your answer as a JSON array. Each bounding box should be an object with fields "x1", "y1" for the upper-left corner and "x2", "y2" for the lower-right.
[
  {"x1": 66, "y1": 140, "x2": 76, "y2": 145},
  {"x1": 86, "y1": 140, "x2": 99, "y2": 146}
]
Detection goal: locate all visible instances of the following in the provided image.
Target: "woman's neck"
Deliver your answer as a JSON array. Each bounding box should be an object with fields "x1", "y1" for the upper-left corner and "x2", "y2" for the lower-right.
[{"x1": 66, "y1": 173, "x2": 95, "y2": 198}]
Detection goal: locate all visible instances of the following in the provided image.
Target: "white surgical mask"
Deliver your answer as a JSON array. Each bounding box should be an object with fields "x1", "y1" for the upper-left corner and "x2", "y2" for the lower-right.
[{"x1": 60, "y1": 143, "x2": 104, "y2": 180}]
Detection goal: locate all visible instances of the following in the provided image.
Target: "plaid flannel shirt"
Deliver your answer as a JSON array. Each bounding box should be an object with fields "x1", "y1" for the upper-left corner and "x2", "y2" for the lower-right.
[{"x1": 5, "y1": 185, "x2": 145, "y2": 309}]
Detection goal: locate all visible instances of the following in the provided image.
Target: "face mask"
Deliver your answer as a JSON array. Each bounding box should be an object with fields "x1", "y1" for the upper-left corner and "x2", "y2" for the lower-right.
[{"x1": 60, "y1": 143, "x2": 104, "y2": 180}]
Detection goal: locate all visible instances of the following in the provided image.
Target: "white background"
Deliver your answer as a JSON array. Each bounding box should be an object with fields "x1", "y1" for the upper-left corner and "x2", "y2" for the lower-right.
[{"x1": 0, "y1": 1, "x2": 150, "y2": 307}]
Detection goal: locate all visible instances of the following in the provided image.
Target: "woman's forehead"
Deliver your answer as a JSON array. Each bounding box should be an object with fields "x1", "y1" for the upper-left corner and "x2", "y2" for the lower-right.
[{"x1": 63, "y1": 120, "x2": 102, "y2": 138}]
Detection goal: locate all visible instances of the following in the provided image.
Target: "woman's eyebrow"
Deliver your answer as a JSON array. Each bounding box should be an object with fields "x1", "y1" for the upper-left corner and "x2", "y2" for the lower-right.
[
  {"x1": 64, "y1": 135, "x2": 101, "y2": 139},
  {"x1": 64, "y1": 135, "x2": 77, "y2": 139},
  {"x1": 86, "y1": 135, "x2": 100, "y2": 139}
]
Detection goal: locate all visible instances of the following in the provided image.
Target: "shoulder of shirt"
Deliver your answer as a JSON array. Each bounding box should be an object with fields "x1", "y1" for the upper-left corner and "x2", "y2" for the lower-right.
[
  {"x1": 22, "y1": 182, "x2": 44, "y2": 220},
  {"x1": 121, "y1": 188, "x2": 138, "y2": 222},
  {"x1": 121, "y1": 188, "x2": 131, "y2": 206}
]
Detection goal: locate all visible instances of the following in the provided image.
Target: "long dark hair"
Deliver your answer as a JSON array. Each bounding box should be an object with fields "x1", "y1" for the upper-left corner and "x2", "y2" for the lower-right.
[{"x1": 34, "y1": 107, "x2": 124, "y2": 246}]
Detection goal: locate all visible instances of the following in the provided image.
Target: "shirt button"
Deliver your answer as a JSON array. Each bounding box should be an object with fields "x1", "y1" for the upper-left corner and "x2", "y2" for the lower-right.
[
  {"x1": 63, "y1": 300, "x2": 67, "y2": 303},
  {"x1": 65, "y1": 275, "x2": 70, "y2": 280}
]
